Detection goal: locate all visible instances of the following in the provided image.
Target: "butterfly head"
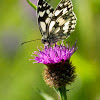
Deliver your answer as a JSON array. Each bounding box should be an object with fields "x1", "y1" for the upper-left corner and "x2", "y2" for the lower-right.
[
  {"x1": 41, "y1": 37, "x2": 50, "y2": 46},
  {"x1": 41, "y1": 37, "x2": 57, "y2": 46}
]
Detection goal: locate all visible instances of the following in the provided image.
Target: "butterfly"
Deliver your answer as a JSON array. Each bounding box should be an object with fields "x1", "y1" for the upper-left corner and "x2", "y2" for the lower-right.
[{"x1": 37, "y1": 0, "x2": 77, "y2": 45}]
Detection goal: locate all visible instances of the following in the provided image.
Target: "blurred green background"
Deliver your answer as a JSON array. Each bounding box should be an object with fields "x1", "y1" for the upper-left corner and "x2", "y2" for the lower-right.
[{"x1": 0, "y1": 0, "x2": 100, "y2": 100}]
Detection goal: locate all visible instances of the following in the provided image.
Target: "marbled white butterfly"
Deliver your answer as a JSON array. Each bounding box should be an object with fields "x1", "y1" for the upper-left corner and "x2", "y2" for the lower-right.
[{"x1": 37, "y1": 0, "x2": 77, "y2": 45}]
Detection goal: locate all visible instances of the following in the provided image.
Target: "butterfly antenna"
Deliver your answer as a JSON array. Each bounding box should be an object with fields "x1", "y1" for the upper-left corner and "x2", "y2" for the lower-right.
[{"x1": 21, "y1": 39, "x2": 41, "y2": 45}]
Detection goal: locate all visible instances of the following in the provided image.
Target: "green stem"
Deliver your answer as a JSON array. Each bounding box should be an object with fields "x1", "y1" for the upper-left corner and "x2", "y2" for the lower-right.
[
  {"x1": 58, "y1": 86, "x2": 67, "y2": 100},
  {"x1": 26, "y1": 0, "x2": 37, "y2": 10}
]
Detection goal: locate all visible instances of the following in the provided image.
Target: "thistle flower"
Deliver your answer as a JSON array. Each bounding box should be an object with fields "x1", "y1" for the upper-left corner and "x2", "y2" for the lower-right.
[
  {"x1": 27, "y1": 0, "x2": 77, "y2": 99},
  {"x1": 30, "y1": 41, "x2": 77, "y2": 88}
]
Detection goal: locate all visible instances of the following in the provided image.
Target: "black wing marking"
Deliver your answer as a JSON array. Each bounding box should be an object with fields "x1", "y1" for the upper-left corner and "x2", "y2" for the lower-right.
[{"x1": 37, "y1": 0, "x2": 54, "y2": 37}]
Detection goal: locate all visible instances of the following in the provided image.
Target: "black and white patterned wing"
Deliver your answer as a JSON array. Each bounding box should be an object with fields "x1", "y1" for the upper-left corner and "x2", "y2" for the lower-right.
[
  {"x1": 37, "y1": 0, "x2": 54, "y2": 37},
  {"x1": 48, "y1": 0, "x2": 77, "y2": 42}
]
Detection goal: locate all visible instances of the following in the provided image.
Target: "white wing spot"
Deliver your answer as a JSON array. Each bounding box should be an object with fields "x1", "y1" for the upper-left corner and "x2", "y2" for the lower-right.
[
  {"x1": 70, "y1": 13, "x2": 73, "y2": 16},
  {"x1": 68, "y1": 5, "x2": 72, "y2": 8},
  {"x1": 62, "y1": 35, "x2": 66, "y2": 39},
  {"x1": 40, "y1": 22, "x2": 46, "y2": 32},
  {"x1": 64, "y1": 2, "x2": 68, "y2": 6},
  {"x1": 38, "y1": 5, "x2": 42, "y2": 8},
  {"x1": 68, "y1": 2, "x2": 72, "y2": 6},
  {"x1": 43, "y1": 4, "x2": 46, "y2": 7},
  {"x1": 69, "y1": 8, "x2": 73, "y2": 11},
  {"x1": 49, "y1": 21, "x2": 55, "y2": 32},
  {"x1": 49, "y1": 13, "x2": 53, "y2": 17},
  {"x1": 71, "y1": 25, "x2": 75, "y2": 28},
  {"x1": 50, "y1": 7, "x2": 53, "y2": 10},
  {"x1": 59, "y1": 3, "x2": 63, "y2": 7},
  {"x1": 58, "y1": 17, "x2": 66, "y2": 26},
  {"x1": 72, "y1": 20, "x2": 76, "y2": 23},
  {"x1": 70, "y1": 30, "x2": 74, "y2": 32},
  {"x1": 55, "y1": 10, "x2": 61, "y2": 16},
  {"x1": 54, "y1": 27, "x2": 60, "y2": 33},
  {"x1": 72, "y1": 16, "x2": 75, "y2": 19},
  {"x1": 39, "y1": 11, "x2": 45, "y2": 17},
  {"x1": 63, "y1": 21, "x2": 70, "y2": 33},
  {"x1": 45, "y1": 18, "x2": 50, "y2": 24},
  {"x1": 63, "y1": 8, "x2": 68, "y2": 14},
  {"x1": 46, "y1": 9, "x2": 50, "y2": 14}
]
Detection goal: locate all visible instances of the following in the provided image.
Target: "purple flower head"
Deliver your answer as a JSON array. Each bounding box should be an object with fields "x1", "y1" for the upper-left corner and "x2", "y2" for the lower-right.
[{"x1": 30, "y1": 41, "x2": 77, "y2": 64}]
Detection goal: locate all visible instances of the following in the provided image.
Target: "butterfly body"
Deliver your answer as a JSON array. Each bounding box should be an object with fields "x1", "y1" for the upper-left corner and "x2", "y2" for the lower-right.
[{"x1": 37, "y1": 0, "x2": 77, "y2": 45}]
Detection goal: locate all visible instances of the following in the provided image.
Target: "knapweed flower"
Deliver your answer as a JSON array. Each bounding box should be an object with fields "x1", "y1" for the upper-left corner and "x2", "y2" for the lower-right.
[{"x1": 30, "y1": 41, "x2": 77, "y2": 87}]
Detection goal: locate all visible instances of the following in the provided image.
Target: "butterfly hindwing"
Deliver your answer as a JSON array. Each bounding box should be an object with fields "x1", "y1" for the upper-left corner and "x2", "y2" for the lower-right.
[
  {"x1": 50, "y1": 0, "x2": 73, "y2": 21},
  {"x1": 48, "y1": 0, "x2": 77, "y2": 42},
  {"x1": 37, "y1": 0, "x2": 54, "y2": 36}
]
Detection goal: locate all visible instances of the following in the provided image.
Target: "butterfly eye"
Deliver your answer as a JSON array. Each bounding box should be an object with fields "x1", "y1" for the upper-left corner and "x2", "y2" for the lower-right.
[
  {"x1": 43, "y1": 40, "x2": 47, "y2": 42},
  {"x1": 41, "y1": 39, "x2": 47, "y2": 44}
]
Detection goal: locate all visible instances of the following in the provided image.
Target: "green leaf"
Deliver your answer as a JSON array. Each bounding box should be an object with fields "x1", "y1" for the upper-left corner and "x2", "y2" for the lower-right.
[
  {"x1": 26, "y1": 0, "x2": 37, "y2": 10},
  {"x1": 36, "y1": 88, "x2": 55, "y2": 100}
]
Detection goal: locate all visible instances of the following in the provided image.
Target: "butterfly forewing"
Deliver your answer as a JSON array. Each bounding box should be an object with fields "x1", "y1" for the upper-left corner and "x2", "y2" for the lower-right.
[{"x1": 37, "y1": 0, "x2": 54, "y2": 36}]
